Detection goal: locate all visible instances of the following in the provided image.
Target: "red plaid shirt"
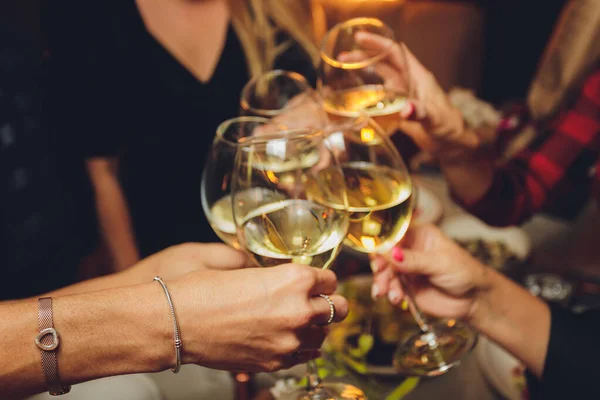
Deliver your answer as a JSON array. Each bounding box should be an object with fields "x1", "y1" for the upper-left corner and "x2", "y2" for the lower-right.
[{"x1": 464, "y1": 67, "x2": 600, "y2": 226}]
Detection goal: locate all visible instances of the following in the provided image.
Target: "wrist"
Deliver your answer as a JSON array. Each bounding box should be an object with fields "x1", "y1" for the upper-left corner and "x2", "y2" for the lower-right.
[
  {"x1": 436, "y1": 127, "x2": 485, "y2": 166},
  {"x1": 466, "y1": 264, "x2": 498, "y2": 328},
  {"x1": 55, "y1": 283, "x2": 174, "y2": 383}
]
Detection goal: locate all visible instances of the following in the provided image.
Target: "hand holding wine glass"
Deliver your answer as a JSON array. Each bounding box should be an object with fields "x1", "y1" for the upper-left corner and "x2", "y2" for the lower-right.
[
  {"x1": 370, "y1": 224, "x2": 487, "y2": 320},
  {"x1": 240, "y1": 69, "x2": 329, "y2": 130},
  {"x1": 231, "y1": 130, "x2": 367, "y2": 400},
  {"x1": 319, "y1": 18, "x2": 414, "y2": 136},
  {"x1": 338, "y1": 29, "x2": 479, "y2": 160},
  {"x1": 321, "y1": 116, "x2": 476, "y2": 375}
]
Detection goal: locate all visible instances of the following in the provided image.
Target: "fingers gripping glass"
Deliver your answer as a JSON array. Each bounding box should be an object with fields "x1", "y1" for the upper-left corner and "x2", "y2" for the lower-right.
[
  {"x1": 319, "y1": 17, "x2": 412, "y2": 135},
  {"x1": 231, "y1": 130, "x2": 366, "y2": 400},
  {"x1": 241, "y1": 69, "x2": 329, "y2": 130},
  {"x1": 323, "y1": 116, "x2": 476, "y2": 376}
]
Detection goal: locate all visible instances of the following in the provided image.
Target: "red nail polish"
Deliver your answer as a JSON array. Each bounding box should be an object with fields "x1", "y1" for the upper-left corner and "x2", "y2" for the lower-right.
[
  {"x1": 392, "y1": 247, "x2": 404, "y2": 262},
  {"x1": 403, "y1": 102, "x2": 416, "y2": 120}
]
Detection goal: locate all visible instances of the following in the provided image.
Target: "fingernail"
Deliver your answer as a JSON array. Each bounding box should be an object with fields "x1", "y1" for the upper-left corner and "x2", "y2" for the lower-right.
[
  {"x1": 392, "y1": 247, "x2": 404, "y2": 262},
  {"x1": 371, "y1": 284, "x2": 380, "y2": 300},
  {"x1": 388, "y1": 290, "x2": 401, "y2": 305},
  {"x1": 402, "y1": 102, "x2": 415, "y2": 119}
]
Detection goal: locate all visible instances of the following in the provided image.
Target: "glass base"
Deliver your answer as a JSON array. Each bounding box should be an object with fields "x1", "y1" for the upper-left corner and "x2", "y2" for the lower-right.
[
  {"x1": 393, "y1": 319, "x2": 478, "y2": 377},
  {"x1": 292, "y1": 382, "x2": 367, "y2": 400}
]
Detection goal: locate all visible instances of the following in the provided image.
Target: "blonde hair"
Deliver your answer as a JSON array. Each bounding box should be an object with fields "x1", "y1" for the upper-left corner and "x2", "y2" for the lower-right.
[
  {"x1": 527, "y1": 0, "x2": 600, "y2": 121},
  {"x1": 228, "y1": 0, "x2": 319, "y2": 78}
]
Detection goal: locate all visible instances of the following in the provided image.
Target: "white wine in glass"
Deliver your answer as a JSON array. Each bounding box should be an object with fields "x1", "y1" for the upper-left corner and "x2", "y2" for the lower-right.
[
  {"x1": 322, "y1": 116, "x2": 477, "y2": 376},
  {"x1": 207, "y1": 188, "x2": 284, "y2": 248},
  {"x1": 232, "y1": 130, "x2": 366, "y2": 400},
  {"x1": 201, "y1": 117, "x2": 288, "y2": 249},
  {"x1": 240, "y1": 199, "x2": 348, "y2": 268},
  {"x1": 342, "y1": 161, "x2": 413, "y2": 254},
  {"x1": 322, "y1": 85, "x2": 408, "y2": 136},
  {"x1": 232, "y1": 130, "x2": 349, "y2": 270},
  {"x1": 319, "y1": 17, "x2": 411, "y2": 135}
]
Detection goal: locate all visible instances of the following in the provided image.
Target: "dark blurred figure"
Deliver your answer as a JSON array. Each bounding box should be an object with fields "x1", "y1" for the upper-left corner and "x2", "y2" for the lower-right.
[
  {"x1": 0, "y1": 22, "x2": 96, "y2": 299},
  {"x1": 481, "y1": 0, "x2": 568, "y2": 103},
  {"x1": 41, "y1": 0, "x2": 317, "y2": 271}
]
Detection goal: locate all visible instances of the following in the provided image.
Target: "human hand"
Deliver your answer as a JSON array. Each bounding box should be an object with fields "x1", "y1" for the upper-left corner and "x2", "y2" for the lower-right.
[
  {"x1": 169, "y1": 264, "x2": 348, "y2": 372},
  {"x1": 340, "y1": 32, "x2": 479, "y2": 161},
  {"x1": 124, "y1": 243, "x2": 251, "y2": 284},
  {"x1": 271, "y1": 91, "x2": 329, "y2": 131},
  {"x1": 370, "y1": 224, "x2": 488, "y2": 321}
]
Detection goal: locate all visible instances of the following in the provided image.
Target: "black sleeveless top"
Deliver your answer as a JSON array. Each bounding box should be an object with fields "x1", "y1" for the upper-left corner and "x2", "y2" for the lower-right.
[{"x1": 44, "y1": 1, "x2": 315, "y2": 257}]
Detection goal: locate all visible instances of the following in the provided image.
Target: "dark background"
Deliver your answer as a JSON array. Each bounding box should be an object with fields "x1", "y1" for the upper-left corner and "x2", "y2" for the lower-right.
[
  {"x1": 1, "y1": 0, "x2": 568, "y2": 104},
  {"x1": 479, "y1": 0, "x2": 568, "y2": 103}
]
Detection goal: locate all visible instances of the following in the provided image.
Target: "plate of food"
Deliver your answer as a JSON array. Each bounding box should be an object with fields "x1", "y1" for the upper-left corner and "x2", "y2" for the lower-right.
[
  {"x1": 440, "y1": 214, "x2": 532, "y2": 270},
  {"x1": 475, "y1": 336, "x2": 529, "y2": 400}
]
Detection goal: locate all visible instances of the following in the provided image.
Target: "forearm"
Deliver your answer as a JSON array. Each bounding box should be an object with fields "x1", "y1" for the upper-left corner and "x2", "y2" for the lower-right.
[
  {"x1": 470, "y1": 268, "x2": 550, "y2": 377},
  {"x1": 439, "y1": 156, "x2": 495, "y2": 205},
  {"x1": 43, "y1": 270, "x2": 132, "y2": 297},
  {"x1": 88, "y1": 160, "x2": 140, "y2": 271},
  {"x1": 95, "y1": 188, "x2": 140, "y2": 270},
  {"x1": 2, "y1": 283, "x2": 171, "y2": 398},
  {"x1": 437, "y1": 127, "x2": 496, "y2": 205}
]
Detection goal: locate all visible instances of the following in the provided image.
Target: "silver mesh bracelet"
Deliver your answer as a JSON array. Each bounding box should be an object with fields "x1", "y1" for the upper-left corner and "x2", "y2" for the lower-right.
[{"x1": 154, "y1": 276, "x2": 182, "y2": 373}]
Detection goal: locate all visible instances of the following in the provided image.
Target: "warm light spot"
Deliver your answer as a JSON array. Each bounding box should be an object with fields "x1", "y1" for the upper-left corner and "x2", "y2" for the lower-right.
[
  {"x1": 362, "y1": 219, "x2": 381, "y2": 236},
  {"x1": 235, "y1": 372, "x2": 250, "y2": 383},
  {"x1": 360, "y1": 236, "x2": 376, "y2": 251},
  {"x1": 341, "y1": 387, "x2": 366, "y2": 397},
  {"x1": 265, "y1": 170, "x2": 279, "y2": 183},
  {"x1": 447, "y1": 319, "x2": 456, "y2": 328},
  {"x1": 292, "y1": 235, "x2": 304, "y2": 247},
  {"x1": 401, "y1": 299, "x2": 409, "y2": 310},
  {"x1": 360, "y1": 127, "x2": 375, "y2": 142}
]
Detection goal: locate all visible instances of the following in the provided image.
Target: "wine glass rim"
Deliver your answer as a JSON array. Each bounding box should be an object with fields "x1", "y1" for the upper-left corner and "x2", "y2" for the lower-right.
[
  {"x1": 320, "y1": 17, "x2": 395, "y2": 70},
  {"x1": 323, "y1": 114, "x2": 371, "y2": 133},
  {"x1": 240, "y1": 69, "x2": 313, "y2": 116},
  {"x1": 237, "y1": 127, "x2": 323, "y2": 146},
  {"x1": 216, "y1": 116, "x2": 287, "y2": 145}
]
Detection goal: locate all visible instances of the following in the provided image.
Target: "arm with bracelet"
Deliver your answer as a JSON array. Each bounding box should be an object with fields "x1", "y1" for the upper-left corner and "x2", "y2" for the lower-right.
[{"x1": 1, "y1": 249, "x2": 349, "y2": 398}]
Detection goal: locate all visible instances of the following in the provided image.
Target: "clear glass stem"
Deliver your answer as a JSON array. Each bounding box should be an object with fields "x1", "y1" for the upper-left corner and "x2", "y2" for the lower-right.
[
  {"x1": 396, "y1": 274, "x2": 432, "y2": 335},
  {"x1": 396, "y1": 273, "x2": 446, "y2": 366},
  {"x1": 305, "y1": 360, "x2": 322, "y2": 391}
]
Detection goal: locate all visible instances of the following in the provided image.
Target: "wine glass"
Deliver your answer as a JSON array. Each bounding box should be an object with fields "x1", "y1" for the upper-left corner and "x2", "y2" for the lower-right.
[
  {"x1": 201, "y1": 117, "x2": 288, "y2": 249},
  {"x1": 231, "y1": 130, "x2": 367, "y2": 400},
  {"x1": 240, "y1": 69, "x2": 329, "y2": 130},
  {"x1": 318, "y1": 17, "x2": 411, "y2": 135},
  {"x1": 323, "y1": 116, "x2": 477, "y2": 376}
]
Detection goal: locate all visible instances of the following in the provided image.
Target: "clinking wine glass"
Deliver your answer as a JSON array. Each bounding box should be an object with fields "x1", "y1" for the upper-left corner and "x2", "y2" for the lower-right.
[
  {"x1": 323, "y1": 116, "x2": 477, "y2": 376},
  {"x1": 231, "y1": 129, "x2": 367, "y2": 400},
  {"x1": 240, "y1": 69, "x2": 329, "y2": 130},
  {"x1": 201, "y1": 117, "x2": 288, "y2": 249},
  {"x1": 318, "y1": 17, "x2": 411, "y2": 136}
]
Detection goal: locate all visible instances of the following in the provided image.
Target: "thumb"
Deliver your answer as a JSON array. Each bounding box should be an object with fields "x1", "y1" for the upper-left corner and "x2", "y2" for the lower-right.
[{"x1": 195, "y1": 243, "x2": 251, "y2": 270}]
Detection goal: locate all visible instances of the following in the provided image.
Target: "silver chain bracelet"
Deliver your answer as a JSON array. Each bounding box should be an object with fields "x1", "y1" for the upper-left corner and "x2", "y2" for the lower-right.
[{"x1": 154, "y1": 276, "x2": 182, "y2": 373}]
